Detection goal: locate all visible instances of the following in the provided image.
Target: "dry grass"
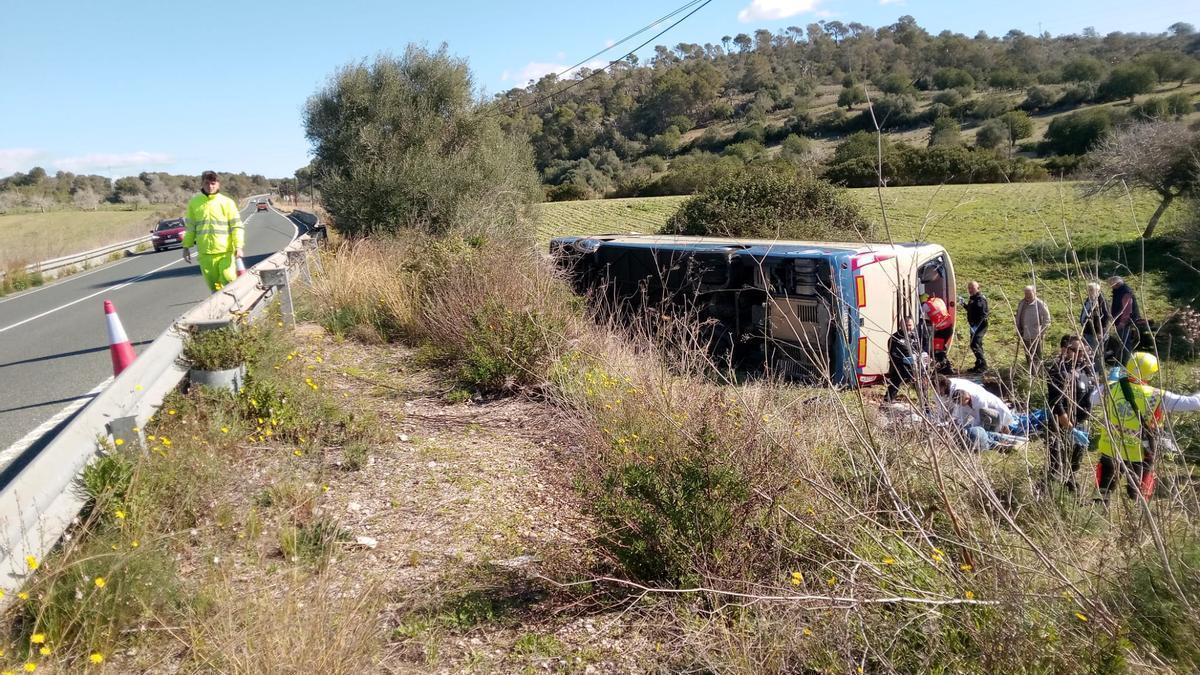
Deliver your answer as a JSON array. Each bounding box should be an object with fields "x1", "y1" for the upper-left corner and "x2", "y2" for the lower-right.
[{"x1": 0, "y1": 205, "x2": 179, "y2": 268}]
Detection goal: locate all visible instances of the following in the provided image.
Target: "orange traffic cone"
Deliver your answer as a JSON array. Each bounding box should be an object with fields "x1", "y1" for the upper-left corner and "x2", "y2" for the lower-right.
[
  {"x1": 236, "y1": 257, "x2": 246, "y2": 277},
  {"x1": 104, "y1": 300, "x2": 136, "y2": 376}
]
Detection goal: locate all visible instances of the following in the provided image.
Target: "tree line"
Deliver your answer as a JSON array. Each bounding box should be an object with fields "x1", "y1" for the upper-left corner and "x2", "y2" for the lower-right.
[
  {"x1": 0, "y1": 169, "x2": 279, "y2": 213},
  {"x1": 491, "y1": 17, "x2": 1199, "y2": 199}
]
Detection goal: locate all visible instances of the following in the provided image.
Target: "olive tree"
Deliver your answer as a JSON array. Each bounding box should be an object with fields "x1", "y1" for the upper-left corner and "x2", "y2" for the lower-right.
[
  {"x1": 303, "y1": 45, "x2": 540, "y2": 238},
  {"x1": 1084, "y1": 121, "x2": 1200, "y2": 238}
]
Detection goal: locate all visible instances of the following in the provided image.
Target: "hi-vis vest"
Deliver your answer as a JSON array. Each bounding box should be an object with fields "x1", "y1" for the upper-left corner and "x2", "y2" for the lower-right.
[
  {"x1": 183, "y1": 192, "x2": 244, "y2": 255},
  {"x1": 1096, "y1": 380, "x2": 1162, "y2": 462},
  {"x1": 923, "y1": 297, "x2": 953, "y2": 330}
]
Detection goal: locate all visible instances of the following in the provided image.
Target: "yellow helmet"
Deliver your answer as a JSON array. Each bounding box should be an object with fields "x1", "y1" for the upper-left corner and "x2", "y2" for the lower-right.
[{"x1": 1126, "y1": 352, "x2": 1159, "y2": 381}]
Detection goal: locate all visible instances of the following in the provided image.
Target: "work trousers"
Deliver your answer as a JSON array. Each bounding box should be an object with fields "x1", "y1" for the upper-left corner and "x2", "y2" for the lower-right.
[
  {"x1": 969, "y1": 324, "x2": 987, "y2": 370},
  {"x1": 198, "y1": 252, "x2": 237, "y2": 292},
  {"x1": 1096, "y1": 453, "x2": 1154, "y2": 500}
]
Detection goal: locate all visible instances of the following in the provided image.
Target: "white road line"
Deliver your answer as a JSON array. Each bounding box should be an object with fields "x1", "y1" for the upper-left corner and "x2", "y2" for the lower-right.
[
  {"x1": 0, "y1": 256, "x2": 185, "y2": 334},
  {"x1": 0, "y1": 376, "x2": 113, "y2": 468}
]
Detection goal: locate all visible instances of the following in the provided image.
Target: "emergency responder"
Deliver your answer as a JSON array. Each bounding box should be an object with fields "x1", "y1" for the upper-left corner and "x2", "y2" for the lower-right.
[
  {"x1": 1091, "y1": 352, "x2": 1200, "y2": 501},
  {"x1": 183, "y1": 170, "x2": 244, "y2": 292},
  {"x1": 1045, "y1": 334, "x2": 1096, "y2": 492},
  {"x1": 886, "y1": 317, "x2": 922, "y2": 402},
  {"x1": 964, "y1": 280, "x2": 989, "y2": 373},
  {"x1": 921, "y1": 293, "x2": 953, "y2": 373}
]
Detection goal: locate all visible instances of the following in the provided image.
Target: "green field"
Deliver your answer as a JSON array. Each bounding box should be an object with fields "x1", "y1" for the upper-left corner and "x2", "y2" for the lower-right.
[
  {"x1": 535, "y1": 182, "x2": 1198, "y2": 373},
  {"x1": 0, "y1": 206, "x2": 180, "y2": 269}
]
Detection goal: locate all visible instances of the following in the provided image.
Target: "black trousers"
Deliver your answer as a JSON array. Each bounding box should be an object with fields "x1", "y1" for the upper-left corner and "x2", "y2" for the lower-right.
[
  {"x1": 969, "y1": 324, "x2": 988, "y2": 369},
  {"x1": 885, "y1": 368, "x2": 911, "y2": 401},
  {"x1": 1096, "y1": 454, "x2": 1153, "y2": 500},
  {"x1": 1046, "y1": 422, "x2": 1083, "y2": 487}
]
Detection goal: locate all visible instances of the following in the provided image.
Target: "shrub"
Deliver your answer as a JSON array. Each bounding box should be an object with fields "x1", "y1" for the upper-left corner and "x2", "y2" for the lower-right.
[
  {"x1": 182, "y1": 323, "x2": 257, "y2": 371},
  {"x1": 1022, "y1": 85, "x2": 1058, "y2": 111},
  {"x1": 459, "y1": 300, "x2": 565, "y2": 392},
  {"x1": 933, "y1": 68, "x2": 975, "y2": 91},
  {"x1": 1043, "y1": 108, "x2": 1119, "y2": 155},
  {"x1": 662, "y1": 168, "x2": 873, "y2": 241}
]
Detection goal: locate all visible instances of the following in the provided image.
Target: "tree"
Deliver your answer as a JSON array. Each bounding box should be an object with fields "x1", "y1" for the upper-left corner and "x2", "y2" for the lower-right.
[
  {"x1": 1062, "y1": 56, "x2": 1104, "y2": 83},
  {"x1": 1098, "y1": 64, "x2": 1157, "y2": 103},
  {"x1": 1044, "y1": 108, "x2": 1118, "y2": 155},
  {"x1": 71, "y1": 188, "x2": 101, "y2": 210},
  {"x1": 998, "y1": 110, "x2": 1033, "y2": 150},
  {"x1": 303, "y1": 46, "x2": 540, "y2": 237},
  {"x1": 1084, "y1": 121, "x2": 1200, "y2": 238},
  {"x1": 933, "y1": 68, "x2": 974, "y2": 91},
  {"x1": 975, "y1": 120, "x2": 1008, "y2": 150},
  {"x1": 928, "y1": 116, "x2": 962, "y2": 147},
  {"x1": 837, "y1": 85, "x2": 866, "y2": 110}
]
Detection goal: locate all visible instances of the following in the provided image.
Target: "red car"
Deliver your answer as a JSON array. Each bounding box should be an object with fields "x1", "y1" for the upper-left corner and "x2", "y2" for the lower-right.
[
  {"x1": 151, "y1": 218, "x2": 186, "y2": 252},
  {"x1": 256, "y1": 201, "x2": 269, "y2": 212}
]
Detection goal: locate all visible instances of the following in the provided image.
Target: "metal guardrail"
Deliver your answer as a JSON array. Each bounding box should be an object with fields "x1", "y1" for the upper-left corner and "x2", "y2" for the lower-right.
[
  {"x1": 0, "y1": 221, "x2": 321, "y2": 599},
  {"x1": 0, "y1": 234, "x2": 154, "y2": 282}
]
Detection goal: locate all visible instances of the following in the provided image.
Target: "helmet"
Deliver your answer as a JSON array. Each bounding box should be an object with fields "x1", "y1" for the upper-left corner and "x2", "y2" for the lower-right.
[
  {"x1": 920, "y1": 293, "x2": 930, "y2": 303},
  {"x1": 1126, "y1": 352, "x2": 1159, "y2": 381}
]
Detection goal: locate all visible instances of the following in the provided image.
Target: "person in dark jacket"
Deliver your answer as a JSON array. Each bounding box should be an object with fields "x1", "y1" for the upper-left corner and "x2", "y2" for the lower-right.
[
  {"x1": 1108, "y1": 276, "x2": 1144, "y2": 364},
  {"x1": 964, "y1": 280, "x2": 989, "y2": 373},
  {"x1": 886, "y1": 318, "x2": 922, "y2": 402},
  {"x1": 1045, "y1": 334, "x2": 1097, "y2": 492}
]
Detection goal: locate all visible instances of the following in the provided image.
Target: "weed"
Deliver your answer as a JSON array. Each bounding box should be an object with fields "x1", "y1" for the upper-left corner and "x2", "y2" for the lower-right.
[
  {"x1": 341, "y1": 441, "x2": 369, "y2": 471},
  {"x1": 278, "y1": 516, "x2": 350, "y2": 565},
  {"x1": 182, "y1": 322, "x2": 257, "y2": 371},
  {"x1": 445, "y1": 388, "x2": 472, "y2": 404},
  {"x1": 75, "y1": 450, "x2": 135, "y2": 523},
  {"x1": 512, "y1": 632, "x2": 564, "y2": 657}
]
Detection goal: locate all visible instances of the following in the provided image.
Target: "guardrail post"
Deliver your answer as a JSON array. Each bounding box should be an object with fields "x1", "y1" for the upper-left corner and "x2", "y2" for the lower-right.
[
  {"x1": 287, "y1": 249, "x2": 310, "y2": 285},
  {"x1": 260, "y1": 267, "x2": 294, "y2": 327},
  {"x1": 106, "y1": 416, "x2": 141, "y2": 448}
]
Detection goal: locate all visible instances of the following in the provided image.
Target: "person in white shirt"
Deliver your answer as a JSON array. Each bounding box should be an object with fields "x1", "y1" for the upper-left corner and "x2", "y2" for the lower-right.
[{"x1": 935, "y1": 375, "x2": 1019, "y2": 451}]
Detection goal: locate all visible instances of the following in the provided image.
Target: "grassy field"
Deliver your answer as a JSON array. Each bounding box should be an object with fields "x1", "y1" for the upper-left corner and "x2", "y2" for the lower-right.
[
  {"x1": 535, "y1": 182, "x2": 1198, "y2": 374},
  {"x1": 0, "y1": 206, "x2": 180, "y2": 269}
]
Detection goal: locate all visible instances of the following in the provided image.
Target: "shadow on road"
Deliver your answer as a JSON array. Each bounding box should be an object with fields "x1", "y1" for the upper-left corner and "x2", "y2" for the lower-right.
[{"x1": 0, "y1": 339, "x2": 153, "y2": 370}]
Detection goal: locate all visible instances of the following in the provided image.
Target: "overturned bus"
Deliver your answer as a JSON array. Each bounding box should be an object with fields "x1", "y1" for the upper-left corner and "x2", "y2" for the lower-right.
[{"x1": 550, "y1": 234, "x2": 955, "y2": 388}]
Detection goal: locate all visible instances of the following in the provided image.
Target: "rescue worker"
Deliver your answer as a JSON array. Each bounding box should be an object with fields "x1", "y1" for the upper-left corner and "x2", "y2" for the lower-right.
[
  {"x1": 1091, "y1": 352, "x2": 1200, "y2": 501},
  {"x1": 183, "y1": 170, "x2": 244, "y2": 292},
  {"x1": 921, "y1": 293, "x2": 953, "y2": 373},
  {"x1": 886, "y1": 317, "x2": 922, "y2": 402},
  {"x1": 964, "y1": 280, "x2": 989, "y2": 373},
  {"x1": 1045, "y1": 334, "x2": 1096, "y2": 492}
]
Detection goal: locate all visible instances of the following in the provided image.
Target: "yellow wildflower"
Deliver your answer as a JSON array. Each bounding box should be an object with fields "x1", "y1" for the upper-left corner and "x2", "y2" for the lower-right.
[
  {"x1": 960, "y1": 563, "x2": 973, "y2": 572},
  {"x1": 221, "y1": 427, "x2": 229, "y2": 434},
  {"x1": 94, "y1": 577, "x2": 106, "y2": 589},
  {"x1": 17, "y1": 592, "x2": 28, "y2": 600},
  {"x1": 964, "y1": 590, "x2": 975, "y2": 600},
  {"x1": 89, "y1": 653, "x2": 104, "y2": 664},
  {"x1": 802, "y1": 627, "x2": 813, "y2": 636},
  {"x1": 114, "y1": 509, "x2": 126, "y2": 520},
  {"x1": 38, "y1": 647, "x2": 50, "y2": 656},
  {"x1": 131, "y1": 540, "x2": 139, "y2": 548},
  {"x1": 882, "y1": 557, "x2": 895, "y2": 565},
  {"x1": 790, "y1": 571, "x2": 803, "y2": 586},
  {"x1": 167, "y1": 409, "x2": 176, "y2": 415},
  {"x1": 826, "y1": 576, "x2": 837, "y2": 587},
  {"x1": 1075, "y1": 612, "x2": 1088, "y2": 622},
  {"x1": 161, "y1": 437, "x2": 172, "y2": 447},
  {"x1": 25, "y1": 556, "x2": 38, "y2": 571},
  {"x1": 114, "y1": 438, "x2": 124, "y2": 446},
  {"x1": 23, "y1": 664, "x2": 35, "y2": 672},
  {"x1": 30, "y1": 634, "x2": 45, "y2": 644},
  {"x1": 293, "y1": 449, "x2": 303, "y2": 457}
]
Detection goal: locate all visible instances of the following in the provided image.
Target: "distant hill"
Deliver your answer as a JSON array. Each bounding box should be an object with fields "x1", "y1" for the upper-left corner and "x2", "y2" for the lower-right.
[{"x1": 493, "y1": 18, "x2": 1200, "y2": 199}]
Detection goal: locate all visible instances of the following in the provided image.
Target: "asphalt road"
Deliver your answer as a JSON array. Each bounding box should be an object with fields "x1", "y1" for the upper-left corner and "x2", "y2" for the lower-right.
[{"x1": 0, "y1": 200, "x2": 297, "y2": 455}]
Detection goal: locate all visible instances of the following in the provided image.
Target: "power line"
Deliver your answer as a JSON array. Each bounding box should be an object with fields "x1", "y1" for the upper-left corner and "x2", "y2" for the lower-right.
[
  {"x1": 488, "y1": 0, "x2": 714, "y2": 118},
  {"x1": 550, "y1": 0, "x2": 708, "y2": 82}
]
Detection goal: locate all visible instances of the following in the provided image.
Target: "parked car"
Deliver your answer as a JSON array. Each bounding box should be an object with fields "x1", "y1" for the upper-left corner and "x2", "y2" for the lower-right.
[{"x1": 151, "y1": 218, "x2": 186, "y2": 251}]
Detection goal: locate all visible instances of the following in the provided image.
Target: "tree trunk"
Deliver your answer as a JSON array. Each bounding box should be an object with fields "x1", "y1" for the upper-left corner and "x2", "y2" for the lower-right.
[{"x1": 1142, "y1": 192, "x2": 1174, "y2": 238}]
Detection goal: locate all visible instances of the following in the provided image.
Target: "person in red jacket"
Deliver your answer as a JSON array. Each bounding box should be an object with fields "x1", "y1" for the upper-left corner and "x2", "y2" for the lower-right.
[{"x1": 921, "y1": 293, "x2": 953, "y2": 373}]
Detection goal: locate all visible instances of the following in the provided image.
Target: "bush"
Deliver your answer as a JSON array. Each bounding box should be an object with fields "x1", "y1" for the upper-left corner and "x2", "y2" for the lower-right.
[
  {"x1": 1022, "y1": 85, "x2": 1058, "y2": 111},
  {"x1": 182, "y1": 323, "x2": 257, "y2": 371},
  {"x1": 1043, "y1": 108, "x2": 1120, "y2": 155},
  {"x1": 933, "y1": 68, "x2": 975, "y2": 91},
  {"x1": 303, "y1": 46, "x2": 541, "y2": 238},
  {"x1": 459, "y1": 300, "x2": 565, "y2": 392},
  {"x1": 661, "y1": 168, "x2": 872, "y2": 241}
]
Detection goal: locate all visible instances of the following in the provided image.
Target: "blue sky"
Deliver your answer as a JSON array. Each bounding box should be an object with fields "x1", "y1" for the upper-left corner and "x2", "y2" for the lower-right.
[{"x1": 0, "y1": 0, "x2": 1193, "y2": 180}]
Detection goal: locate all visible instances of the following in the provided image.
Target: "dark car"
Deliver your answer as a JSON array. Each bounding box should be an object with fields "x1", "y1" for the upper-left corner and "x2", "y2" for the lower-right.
[
  {"x1": 151, "y1": 218, "x2": 185, "y2": 252},
  {"x1": 256, "y1": 201, "x2": 269, "y2": 212}
]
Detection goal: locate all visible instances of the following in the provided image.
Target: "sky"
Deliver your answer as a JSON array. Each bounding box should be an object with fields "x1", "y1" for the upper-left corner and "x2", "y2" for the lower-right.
[{"x1": 0, "y1": 0, "x2": 1194, "y2": 180}]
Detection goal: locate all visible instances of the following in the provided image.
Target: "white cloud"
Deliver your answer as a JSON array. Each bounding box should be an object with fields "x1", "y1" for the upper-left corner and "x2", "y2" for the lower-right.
[
  {"x1": 879, "y1": 0, "x2": 905, "y2": 6},
  {"x1": 501, "y1": 59, "x2": 609, "y2": 84},
  {"x1": 0, "y1": 148, "x2": 43, "y2": 175},
  {"x1": 52, "y1": 151, "x2": 173, "y2": 174},
  {"x1": 737, "y1": 0, "x2": 821, "y2": 22}
]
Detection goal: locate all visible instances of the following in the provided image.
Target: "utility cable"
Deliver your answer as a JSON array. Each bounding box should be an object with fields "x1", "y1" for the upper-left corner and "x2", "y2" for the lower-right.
[
  {"x1": 550, "y1": 0, "x2": 707, "y2": 81},
  {"x1": 488, "y1": 0, "x2": 714, "y2": 118}
]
